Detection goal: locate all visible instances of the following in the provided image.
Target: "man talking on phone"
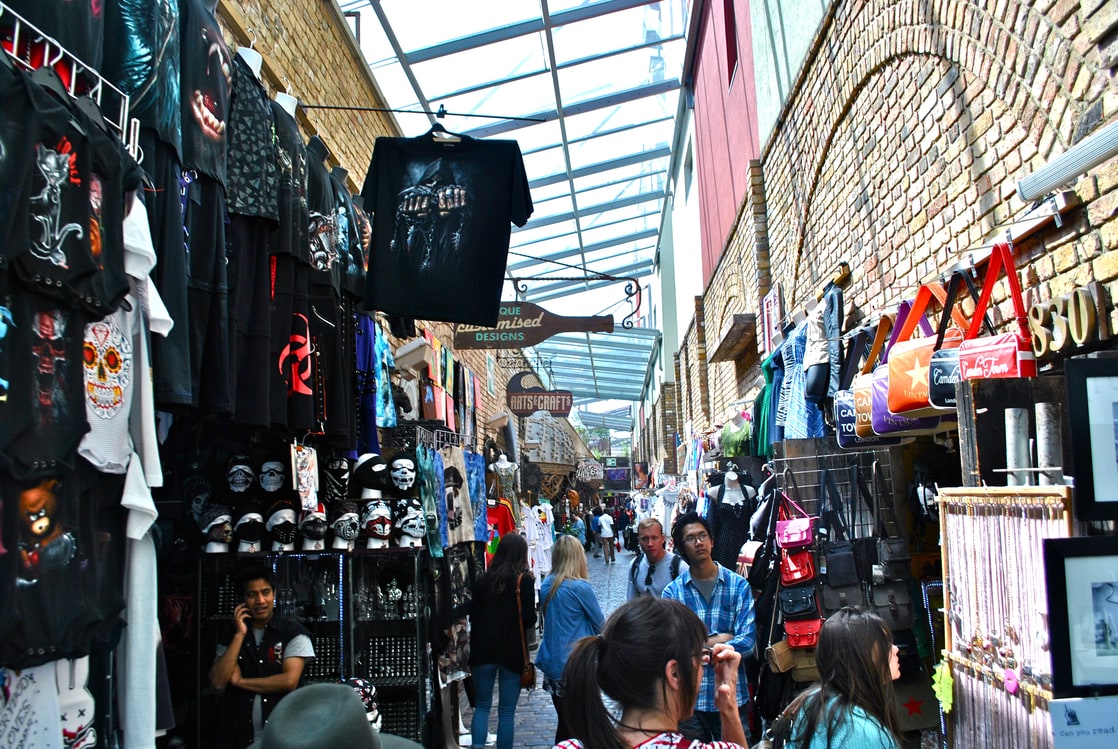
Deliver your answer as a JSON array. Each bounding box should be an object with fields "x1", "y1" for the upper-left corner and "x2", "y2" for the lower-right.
[{"x1": 209, "y1": 566, "x2": 315, "y2": 748}]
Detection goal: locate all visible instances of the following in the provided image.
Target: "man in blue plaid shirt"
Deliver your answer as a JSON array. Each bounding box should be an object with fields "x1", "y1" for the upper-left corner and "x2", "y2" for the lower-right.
[{"x1": 663, "y1": 511, "x2": 757, "y2": 743}]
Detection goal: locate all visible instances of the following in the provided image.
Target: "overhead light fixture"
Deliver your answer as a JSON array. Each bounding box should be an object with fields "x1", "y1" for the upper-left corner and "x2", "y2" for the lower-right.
[{"x1": 1017, "y1": 119, "x2": 1118, "y2": 202}]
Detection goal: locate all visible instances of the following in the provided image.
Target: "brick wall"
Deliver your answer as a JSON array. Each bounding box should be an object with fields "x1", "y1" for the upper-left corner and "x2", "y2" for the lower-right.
[
  {"x1": 669, "y1": 0, "x2": 1118, "y2": 441},
  {"x1": 216, "y1": 0, "x2": 398, "y2": 192}
]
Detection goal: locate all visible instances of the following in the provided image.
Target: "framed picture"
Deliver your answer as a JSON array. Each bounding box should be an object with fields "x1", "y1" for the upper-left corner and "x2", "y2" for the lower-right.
[
  {"x1": 1066, "y1": 359, "x2": 1118, "y2": 520},
  {"x1": 1044, "y1": 536, "x2": 1118, "y2": 697}
]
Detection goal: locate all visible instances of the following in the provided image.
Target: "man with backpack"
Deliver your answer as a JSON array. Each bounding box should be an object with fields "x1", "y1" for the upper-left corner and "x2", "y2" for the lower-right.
[{"x1": 626, "y1": 518, "x2": 687, "y2": 598}]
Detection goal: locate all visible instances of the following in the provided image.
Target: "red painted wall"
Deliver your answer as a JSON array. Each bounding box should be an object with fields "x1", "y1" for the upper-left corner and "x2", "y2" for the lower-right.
[{"x1": 691, "y1": 0, "x2": 762, "y2": 285}]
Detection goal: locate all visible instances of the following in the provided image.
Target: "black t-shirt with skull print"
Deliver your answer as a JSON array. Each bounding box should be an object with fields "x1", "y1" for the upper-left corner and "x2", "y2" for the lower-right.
[{"x1": 360, "y1": 134, "x2": 533, "y2": 326}]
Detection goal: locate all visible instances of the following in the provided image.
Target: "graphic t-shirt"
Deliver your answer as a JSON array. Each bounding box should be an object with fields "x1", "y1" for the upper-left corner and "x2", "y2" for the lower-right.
[
  {"x1": 360, "y1": 134, "x2": 533, "y2": 326},
  {"x1": 268, "y1": 102, "x2": 310, "y2": 262},
  {"x1": 178, "y1": 0, "x2": 230, "y2": 185},
  {"x1": 7, "y1": 0, "x2": 105, "y2": 69},
  {"x1": 102, "y1": 0, "x2": 182, "y2": 155}
]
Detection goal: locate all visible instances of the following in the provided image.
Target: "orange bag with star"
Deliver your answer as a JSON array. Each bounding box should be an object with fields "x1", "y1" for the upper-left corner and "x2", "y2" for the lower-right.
[{"x1": 886, "y1": 281, "x2": 970, "y2": 418}]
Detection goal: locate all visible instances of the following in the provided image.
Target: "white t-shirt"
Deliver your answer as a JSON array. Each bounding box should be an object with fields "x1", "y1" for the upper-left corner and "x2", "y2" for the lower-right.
[{"x1": 598, "y1": 514, "x2": 614, "y2": 538}]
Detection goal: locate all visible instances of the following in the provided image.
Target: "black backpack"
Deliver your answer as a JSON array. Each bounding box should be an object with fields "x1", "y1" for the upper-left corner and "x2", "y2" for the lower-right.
[{"x1": 629, "y1": 549, "x2": 683, "y2": 591}]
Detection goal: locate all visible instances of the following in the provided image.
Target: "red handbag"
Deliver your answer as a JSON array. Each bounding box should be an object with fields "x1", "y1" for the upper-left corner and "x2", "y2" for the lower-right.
[
  {"x1": 780, "y1": 548, "x2": 816, "y2": 586},
  {"x1": 958, "y1": 242, "x2": 1037, "y2": 379},
  {"x1": 785, "y1": 618, "x2": 823, "y2": 648}
]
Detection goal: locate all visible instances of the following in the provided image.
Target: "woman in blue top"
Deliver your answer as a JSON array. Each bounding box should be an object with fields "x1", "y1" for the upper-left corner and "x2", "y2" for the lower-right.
[
  {"x1": 779, "y1": 607, "x2": 901, "y2": 749},
  {"x1": 538, "y1": 534, "x2": 605, "y2": 744}
]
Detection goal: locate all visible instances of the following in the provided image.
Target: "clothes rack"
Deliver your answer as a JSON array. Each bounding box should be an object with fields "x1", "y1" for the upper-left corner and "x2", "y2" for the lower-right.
[{"x1": 0, "y1": 2, "x2": 140, "y2": 159}]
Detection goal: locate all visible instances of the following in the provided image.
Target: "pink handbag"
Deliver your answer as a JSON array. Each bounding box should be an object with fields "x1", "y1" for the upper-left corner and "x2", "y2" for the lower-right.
[{"x1": 775, "y1": 494, "x2": 815, "y2": 549}]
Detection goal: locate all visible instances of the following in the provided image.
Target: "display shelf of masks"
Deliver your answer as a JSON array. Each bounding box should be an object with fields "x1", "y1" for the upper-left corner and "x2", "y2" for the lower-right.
[{"x1": 938, "y1": 486, "x2": 1073, "y2": 749}]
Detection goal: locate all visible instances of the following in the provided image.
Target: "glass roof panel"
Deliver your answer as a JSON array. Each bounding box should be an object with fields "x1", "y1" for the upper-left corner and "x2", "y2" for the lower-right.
[
  {"x1": 572, "y1": 158, "x2": 669, "y2": 192},
  {"x1": 412, "y1": 34, "x2": 548, "y2": 101},
  {"x1": 577, "y1": 173, "x2": 666, "y2": 207},
  {"x1": 581, "y1": 215, "x2": 661, "y2": 246},
  {"x1": 510, "y1": 220, "x2": 578, "y2": 244},
  {"x1": 527, "y1": 194, "x2": 575, "y2": 220},
  {"x1": 525, "y1": 179, "x2": 571, "y2": 202},
  {"x1": 379, "y1": 0, "x2": 542, "y2": 52},
  {"x1": 556, "y1": 41, "x2": 686, "y2": 105},
  {"x1": 507, "y1": 120, "x2": 565, "y2": 155},
  {"x1": 551, "y1": 2, "x2": 687, "y2": 64},
  {"x1": 521, "y1": 147, "x2": 569, "y2": 181},
  {"x1": 427, "y1": 73, "x2": 555, "y2": 122},
  {"x1": 563, "y1": 97, "x2": 675, "y2": 141},
  {"x1": 579, "y1": 202, "x2": 659, "y2": 230}
]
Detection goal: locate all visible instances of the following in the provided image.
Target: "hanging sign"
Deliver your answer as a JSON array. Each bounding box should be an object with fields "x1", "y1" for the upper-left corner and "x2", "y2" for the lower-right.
[
  {"x1": 576, "y1": 458, "x2": 604, "y2": 482},
  {"x1": 453, "y1": 302, "x2": 614, "y2": 349},
  {"x1": 506, "y1": 371, "x2": 573, "y2": 416}
]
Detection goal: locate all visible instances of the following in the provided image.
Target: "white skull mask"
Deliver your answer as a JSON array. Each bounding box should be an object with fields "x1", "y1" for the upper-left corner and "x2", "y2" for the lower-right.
[
  {"x1": 390, "y1": 457, "x2": 416, "y2": 492},
  {"x1": 83, "y1": 320, "x2": 132, "y2": 419},
  {"x1": 227, "y1": 460, "x2": 255, "y2": 493},
  {"x1": 259, "y1": 461, "x2": 286, "y2": 493}
]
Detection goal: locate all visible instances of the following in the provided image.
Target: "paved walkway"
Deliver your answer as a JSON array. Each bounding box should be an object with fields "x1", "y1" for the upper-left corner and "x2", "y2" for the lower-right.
[{"x1": 458, "y1": 542, "x2": 637, "y2": 749}]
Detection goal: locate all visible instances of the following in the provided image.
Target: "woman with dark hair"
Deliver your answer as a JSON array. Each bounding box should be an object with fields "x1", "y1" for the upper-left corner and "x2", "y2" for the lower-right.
[
  {"x1": 538, "y1": 534, "x2": 605, "y2": 743},
  {"x1": 467, "y1": 532, "x2": 536, "y2": 749},
  {"x1": 554, "y1": 596, "x2": 747, "y2": 749},
  {"x1": 778, "y1": 607, "x2": 901, "y2": 749}
]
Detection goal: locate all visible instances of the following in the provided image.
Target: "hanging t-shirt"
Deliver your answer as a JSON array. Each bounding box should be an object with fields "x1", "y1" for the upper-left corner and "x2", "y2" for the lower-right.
[
  {"x1": 438, "y1": 445, "x2": 474, "y2": 548},
  {"x1": 484, "y1": 499, "x2": 517, "y2": 564},
  {"x1": 7, "y1": 0, "x2": 104, "y2": 70},
  {"x1": 268, "y1": 101, "x2": 310, "y2": 263},
  {"x1": 102, "y1": 0, "x2": 182, "y2": 155},
  {"x1": 305, "y1": 138, "x2": 341, "y2": 293},
  {"x1": 178, "y1": 0, "x2": 230, "y2": 185},
  {"x1": 226, "y1": 54, "x2": 279, "y2": 221},
  {"x1": 372, "y1": 320, "x2": 397, "y2": 428},
  {"x1": 465, "y1": 449, "x2": 488, "y2": 543},
  {"x1": 360, "y1": 134, "x2": 533, "y2": 325},
  {"x1": 0, "y1": 661, "x2": 63, "y2": 749}
]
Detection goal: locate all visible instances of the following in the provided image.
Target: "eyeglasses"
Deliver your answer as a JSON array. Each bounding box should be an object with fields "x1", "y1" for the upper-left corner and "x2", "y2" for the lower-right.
[{"x1": 683, "y1": 532, "x2": 710, "y2": 546}]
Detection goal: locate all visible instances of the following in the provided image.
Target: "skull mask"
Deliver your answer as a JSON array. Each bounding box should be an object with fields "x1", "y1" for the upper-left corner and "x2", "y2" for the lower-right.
[
  {"x1": 390, "y1": 456, "x2": 416, "y2": 493},
  {"x1": 322, "y1": 455, "x2": 351, "y2": 504},
  {"x1": 226, "y1": 456, "x2": 255, "y2": 493},
  {"x1": 259, "y1": 460, "x2": 286, "y2": 493}
]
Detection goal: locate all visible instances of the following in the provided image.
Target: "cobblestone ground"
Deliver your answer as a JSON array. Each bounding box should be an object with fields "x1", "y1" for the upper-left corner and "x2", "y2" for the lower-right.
[{"x1": 458, "y1": 541, "x2": 637, "y2": 748}]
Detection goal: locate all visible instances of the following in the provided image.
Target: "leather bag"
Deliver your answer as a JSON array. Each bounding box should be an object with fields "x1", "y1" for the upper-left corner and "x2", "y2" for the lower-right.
[
  {"x1": 871, "y1": 581, "x2": 915, "y2": 630},
  {"x1": 927, "y1": 270, "x2": 993, "y2": 410},
  {"x1": 779, "y1": 584, "x2": 820, "y2": 621},
  {"x1": 958, "y1": 242, "x2": 1038, "y2": 380},
  {"x1": 515, "y1": 574, "x2": 537, "y2": 689},
  {"x1": 852, "y1": 314, "x2": 894, "y2": 438},
  {"x1": 886, "y1": 281, "x2": 970, "y2": 417},
  {"x1": 790, "y1": 647, "x2": 821, "y2": 683},
  {"x1": 835, "y1": 328, "x2": 912, "y2": 449},
  {"x1": 872, "y1": 461, "x2": 910, "y2": 581},
  {"x1": 780, "y1": 548, "x2": 816, "y2": 586},
  {"x1": 775, "y1": 494, "x2": 815, "y2": 550},
  {"x1": 819, "y1": 469, "x2": 859, "y2": 587},
  {"x1": 869, "y1": 301, "x2": 944, "y2": 436},
  {"x1": 784, "y1": 617, "x2": 823, "y2": 648},
  {"x1": 821, "y1": 583, "x2": 865, "y2": 616},
  {"x1": 765, "y1": 638, "x2": 795, "y2": 673}
]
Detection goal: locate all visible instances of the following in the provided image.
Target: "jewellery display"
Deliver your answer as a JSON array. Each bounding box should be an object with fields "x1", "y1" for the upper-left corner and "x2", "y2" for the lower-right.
[{"x1": 938, "y1": 486, "x2": 1071, "y2": 748}]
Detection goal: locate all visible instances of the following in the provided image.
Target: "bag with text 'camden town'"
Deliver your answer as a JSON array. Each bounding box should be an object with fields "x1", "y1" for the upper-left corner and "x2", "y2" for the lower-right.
[
  {"x1": 835, "y1": 325, "x2": 912, "y2": 449},
  {"x1": 927, "y1": 269, "x2": 995, "y2": 410},
  {"x1": 958, "y1": 241, "x2": 1038, "y2": 381},
  {"x1": 886, "y1": 280, "x2": 971, "y2": 418}
]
